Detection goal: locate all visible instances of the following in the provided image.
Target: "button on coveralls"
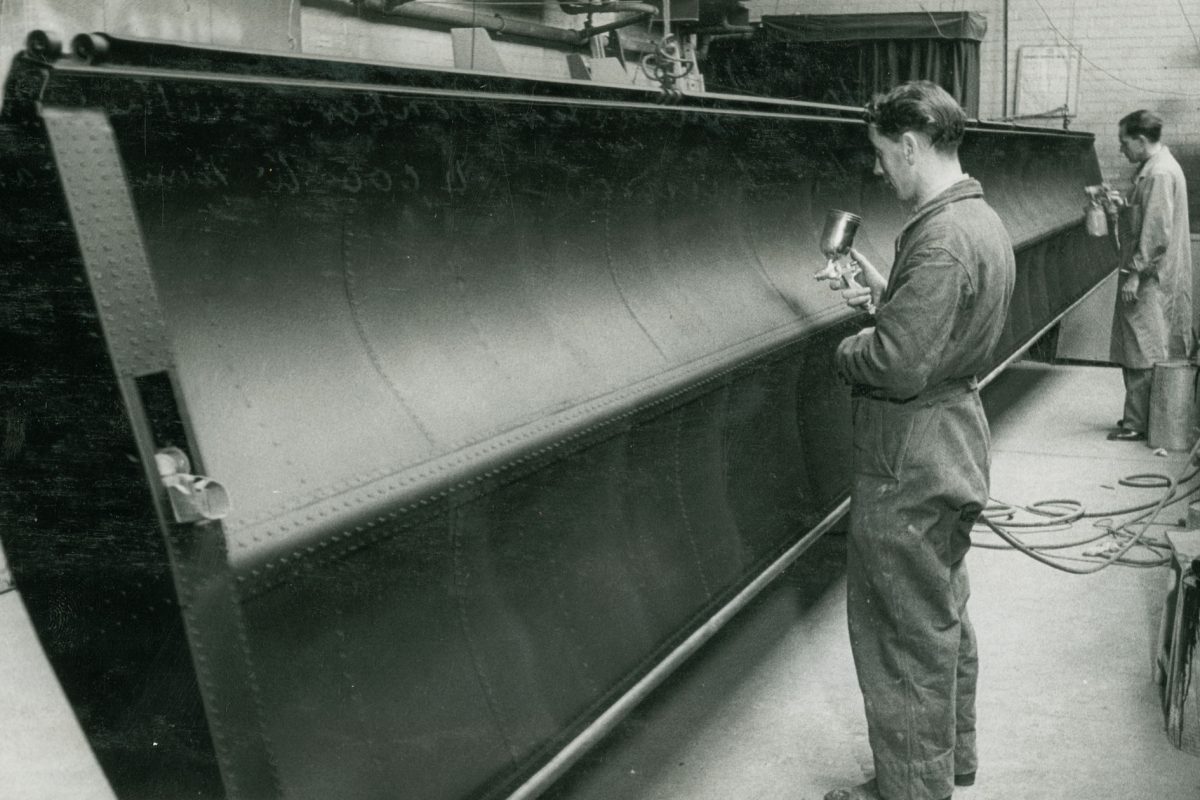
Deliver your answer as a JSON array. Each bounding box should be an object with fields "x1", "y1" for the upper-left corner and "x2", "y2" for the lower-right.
[{"x1": 834, "y1": 178, "x2": 1015, "y2": 800}]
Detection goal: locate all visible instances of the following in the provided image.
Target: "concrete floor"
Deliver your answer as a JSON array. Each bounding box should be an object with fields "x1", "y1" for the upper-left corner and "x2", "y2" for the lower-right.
[
  {"x1": 545, "y1": 362, "x2": 1200, "y2": 800},
  {"x1": 0, "y1": 579, "x2": 116, "y2": 799},
  {"x1": 2, "y1": 362, "x2": 1199, "y2": 799}
]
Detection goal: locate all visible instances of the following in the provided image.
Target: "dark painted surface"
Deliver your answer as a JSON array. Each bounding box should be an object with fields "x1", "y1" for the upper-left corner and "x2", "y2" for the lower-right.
[
  {"x1": 0, "y1": 115, "x2": 225, "y2": 797},
  {"x1": 0, "y1": 39, "x2": 1116, "y2": 800}
]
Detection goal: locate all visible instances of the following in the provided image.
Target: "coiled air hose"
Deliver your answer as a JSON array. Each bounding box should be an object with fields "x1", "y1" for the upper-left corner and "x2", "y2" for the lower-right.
[{"x1": 974, "y1": 432, "x2": 1200, "y2": 574}]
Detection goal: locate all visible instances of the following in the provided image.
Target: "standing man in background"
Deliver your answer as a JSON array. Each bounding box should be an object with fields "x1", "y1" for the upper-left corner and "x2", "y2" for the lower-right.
[
  {"x1": 1108, "y1": 110, "x2": 1193, "y2": 442},
  {"x1": 820, "y1": 81, "x2": 1015, "y2": 800}
]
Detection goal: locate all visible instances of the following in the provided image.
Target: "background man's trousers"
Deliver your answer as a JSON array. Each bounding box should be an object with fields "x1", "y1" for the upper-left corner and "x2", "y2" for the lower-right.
[{"x1": 1121, "y1": 367, "x2": 1153, "y2": 433}]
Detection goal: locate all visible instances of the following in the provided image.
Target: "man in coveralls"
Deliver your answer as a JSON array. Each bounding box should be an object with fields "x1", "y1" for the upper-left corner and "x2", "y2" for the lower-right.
[
  {"x1": 821, "y1": 81, "x2": 1015, "y2": 800},
  {"x1": 1108, "y1": 110, "x2": 1193, "y2": 442}
]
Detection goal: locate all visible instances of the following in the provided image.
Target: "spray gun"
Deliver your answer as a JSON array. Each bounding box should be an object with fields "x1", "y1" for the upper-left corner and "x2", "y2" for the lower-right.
[
  {"x1": 1084, "y1": 184, "x2": 1124, "y2": 246},
  {"x1": 814, "y1": 209, "x2": 876, "y2": 315}
]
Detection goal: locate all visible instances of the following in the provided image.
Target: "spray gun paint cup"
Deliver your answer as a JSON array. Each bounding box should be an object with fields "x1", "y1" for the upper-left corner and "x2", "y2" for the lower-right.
[
  {"x1": 1084, "y1": 185, "x2": 1109, "y2": 237},
  {"x1": 819, "y1": 209, "x2": 861, "y2": 260},
  {"x1": 815, "y1": 209, "x2": 875, "y2": 314}
]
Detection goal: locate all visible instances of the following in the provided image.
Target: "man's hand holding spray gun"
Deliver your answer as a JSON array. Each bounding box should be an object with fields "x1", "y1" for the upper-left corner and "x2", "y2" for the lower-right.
[
  {"x1": 813, "y1": 209, "x2": 886, "y2": 316},
  {"x1": 1084, "y1": 184, "x2": 1134, "y2": 302}
]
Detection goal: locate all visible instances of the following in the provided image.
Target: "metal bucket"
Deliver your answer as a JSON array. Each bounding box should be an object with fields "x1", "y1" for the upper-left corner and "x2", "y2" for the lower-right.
[
  {"x1": 1187, "y1": 499, "x2": 1200, "y2": 529},
  {"x1": 1150, "y1": 359, "x2": 1199, "y2": 451}
]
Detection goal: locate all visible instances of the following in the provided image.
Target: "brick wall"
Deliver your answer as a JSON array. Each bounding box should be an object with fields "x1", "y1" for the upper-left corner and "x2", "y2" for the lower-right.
[{"x1": 1006, "y1": 0, "x2": 1200, "y2": 208}]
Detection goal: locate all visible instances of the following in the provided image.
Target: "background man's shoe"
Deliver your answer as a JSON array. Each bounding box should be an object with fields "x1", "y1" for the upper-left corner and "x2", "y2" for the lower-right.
[
  {"x1": 1107, "y1": 429, "x2": 1146, "y2": 441},
  {"x1": 955, "y1": 771, "x2": 976, "y2": 786}
]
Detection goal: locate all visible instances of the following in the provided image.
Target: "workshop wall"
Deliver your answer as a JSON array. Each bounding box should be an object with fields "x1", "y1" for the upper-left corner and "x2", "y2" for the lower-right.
[{"x1": 1007, "y1": 0, "x2": 1199, "y2": 220}]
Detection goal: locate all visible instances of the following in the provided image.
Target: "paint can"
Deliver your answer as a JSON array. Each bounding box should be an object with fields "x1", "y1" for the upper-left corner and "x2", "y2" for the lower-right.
[{"x1": 1149, "y1": 359, "x2": 1199, "y2": 451}]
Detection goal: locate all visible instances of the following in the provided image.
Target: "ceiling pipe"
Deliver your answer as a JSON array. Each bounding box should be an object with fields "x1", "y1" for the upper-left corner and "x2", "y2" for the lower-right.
[
  {"x1": 695, "y1": 30, "x2": 753, "y2": 61},
  {"x1": 355, "y1": 0, "x2": 656, "y2": 47},
  {"x1": 692, "y1": 17, "x2": 756, "y2": 61},
  {"x1": 578, "y1": 2, "x2": 660, "y2": 40}
]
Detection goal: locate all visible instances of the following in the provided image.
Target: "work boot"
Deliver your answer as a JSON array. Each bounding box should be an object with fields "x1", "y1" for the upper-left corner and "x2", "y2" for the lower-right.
[
  {"x1": 822, "y1": 779, "x2": 952, "y2": 800},
  {"x1": 822, "y1": 780, "x2": 883, "y2": 800}
]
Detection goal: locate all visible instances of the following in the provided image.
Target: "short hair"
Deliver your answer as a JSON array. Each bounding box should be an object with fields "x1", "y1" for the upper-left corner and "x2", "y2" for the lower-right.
[
  {"x1": 1119, "y1": 110, "x2": 1162, "y2": 143},
  {"x1": 863, "y1": 80, "x2": 966, "y2": 153}
]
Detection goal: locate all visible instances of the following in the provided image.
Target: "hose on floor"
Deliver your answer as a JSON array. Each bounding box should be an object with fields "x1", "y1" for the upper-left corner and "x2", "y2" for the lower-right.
[{"x1": 972, "y1": 433, "x2": 1200, "y2": 574}]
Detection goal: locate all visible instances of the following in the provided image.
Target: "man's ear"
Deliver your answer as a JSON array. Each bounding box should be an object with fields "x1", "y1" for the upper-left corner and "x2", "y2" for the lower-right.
[{"x1": 900, "y1": 131, "x2": 920, "y2": 164}]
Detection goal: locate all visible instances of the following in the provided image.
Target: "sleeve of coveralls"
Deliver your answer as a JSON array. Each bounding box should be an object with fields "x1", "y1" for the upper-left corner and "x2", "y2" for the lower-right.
[
  {"x1": 1129, "y1": 174, "x2": 1174, "y2": 276},
  {"x1": 834, "y1": 248, "x2": 968, "y2": 398}
]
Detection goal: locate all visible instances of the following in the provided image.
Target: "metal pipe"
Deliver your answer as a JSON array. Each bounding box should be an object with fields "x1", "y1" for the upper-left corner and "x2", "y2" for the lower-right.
[
  {"x1": 692, "y1": 18, "x2": 756, "y2": 61},
  {"x1": 559, "y1": 1, "x2": 657, "y2": 16},
  {"x1": 581, "y1": 5, "x2": 658, "y2": 39},
  {"x1": 1002, "y1": 0, "x2": 1009, "y2": 118},
  {"x1": 695, "y1": 31, "x2": 754, "y2": 62},
  {"x1": 357, "y1": 0, "x2": 654, "y2": 46},
  {"x1": 502, "y1": 502, "x2": 848, "y2": 800},
  {"x1": 691, "y1": 19, "x2": 755, "y2": 35},
  {"x1": 367, "y1": 1, "x2": 583, "y2": 45}
]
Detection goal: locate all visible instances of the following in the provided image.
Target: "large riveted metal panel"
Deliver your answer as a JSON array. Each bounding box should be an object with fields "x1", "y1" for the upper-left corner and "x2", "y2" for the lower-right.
[{"x1": 0, "y1": 38, "x2": 1116, "y2": 800}]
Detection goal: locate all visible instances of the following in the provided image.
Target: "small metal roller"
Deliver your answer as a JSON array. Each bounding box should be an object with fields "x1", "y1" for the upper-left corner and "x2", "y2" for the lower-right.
[{"x1": 25, "y1": 30, "x2": 63, "y2": 62}]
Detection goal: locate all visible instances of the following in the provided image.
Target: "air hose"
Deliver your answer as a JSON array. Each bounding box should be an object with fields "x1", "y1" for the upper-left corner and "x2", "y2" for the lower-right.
[{"x1": 974, "y1": 432, "x2": 1200, "y2": 574}]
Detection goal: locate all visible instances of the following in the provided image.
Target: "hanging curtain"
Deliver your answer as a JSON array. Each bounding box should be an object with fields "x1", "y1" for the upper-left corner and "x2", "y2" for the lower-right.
[
  {"x1": 708, "y1": 12, "x2": 986, "y2": 117},
  {"x1": 859, "y1": 37, "x2": 980, "y2": 116}
]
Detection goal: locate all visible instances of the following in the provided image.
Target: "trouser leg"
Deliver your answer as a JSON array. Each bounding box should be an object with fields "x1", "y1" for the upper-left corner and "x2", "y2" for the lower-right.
[
  {"x1": 953, "y1": 562, "x2": 977, "y2": 777},
  {"x1": 1122, "y1": 367, "x2": 1153, "y2": 433},
  {"x1": 846, "y1": 394, "x2": 988, "y2": 800},
  {"x1": 847, "y1": 479, "x2": 968, "y2": 800}
]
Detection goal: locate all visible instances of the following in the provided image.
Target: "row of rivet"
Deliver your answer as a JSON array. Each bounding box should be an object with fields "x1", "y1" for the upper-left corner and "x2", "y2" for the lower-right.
[
  {"x1": 232, "y1": 322, "x2": 827, "y2": 593},
  {"x1": 44, "y1": 109, "x2": 171, "y2": 378},
  {"x1": 231, "y1": 302, "x2": 839, "y2": 536},
  {"x1": 56, "y1": 114, "x2": 271, "y2": 785}
]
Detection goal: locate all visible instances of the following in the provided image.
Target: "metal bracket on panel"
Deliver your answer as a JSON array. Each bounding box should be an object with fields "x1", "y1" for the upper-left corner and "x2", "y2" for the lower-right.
[
  {"x1": 588, "y1": 56, "x2": 633, "y2": 84},
  {"x1": 566, "y1": 52, "x2": 592, "y2": 80},
  {"x1": 40, "y1": 106, "x2": 173, "y2": 380},
  {"x1": 156, "y1": 447, "x2": 232, "y2": 525},
  {"x1": 565, "y1": 52, "x2": 634, "y2": 84},
  {"x1": 451, "y1": 27, "x2": 508, "y2": 72}
]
